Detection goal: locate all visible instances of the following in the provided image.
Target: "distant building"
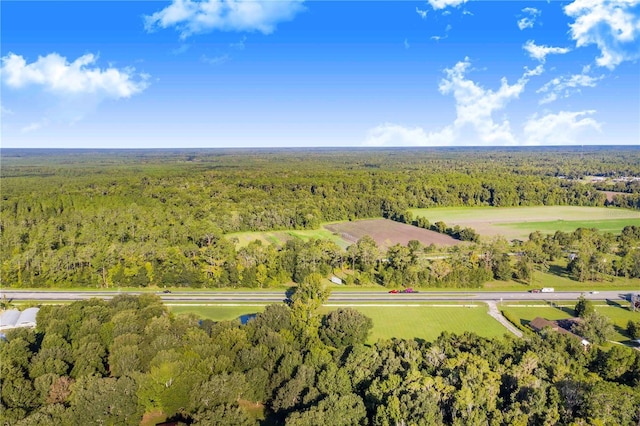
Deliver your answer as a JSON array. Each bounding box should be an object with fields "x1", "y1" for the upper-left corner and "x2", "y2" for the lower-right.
[
  {"x1": 330, "y1": 276, "x2": 343, "y2": 285},
  {"x1": 0, "y1": 307, "x2": 39, "y2": 330}
]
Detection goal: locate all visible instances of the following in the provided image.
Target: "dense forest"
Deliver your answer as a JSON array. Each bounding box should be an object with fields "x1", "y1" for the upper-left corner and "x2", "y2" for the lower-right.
[
  {"x1": 2, "y1": 293, "x2": 639, "y2": 425},
  {"x1": 1, "y1": 147, "x2": 640, "y2": 289}
]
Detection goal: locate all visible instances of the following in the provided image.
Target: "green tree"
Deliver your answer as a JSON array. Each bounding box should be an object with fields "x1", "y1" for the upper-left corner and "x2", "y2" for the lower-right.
[
  {"x1": 574, "y1": 295, "x2": 595, "y2": 318},
  {"x1": 627, "y1": 320, "x2": 640, "y2": 340},
  {"x1": 319, "y1": 308, "x2": 373, "y2": 348},
  {"x1": 572, "y1": 312, "x2": 614, "y2": 345}
]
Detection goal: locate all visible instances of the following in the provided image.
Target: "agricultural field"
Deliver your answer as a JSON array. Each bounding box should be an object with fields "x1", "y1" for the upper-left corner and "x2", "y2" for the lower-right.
[
  {"x1": 168, "y1": 303, "x2": 508, "y2": 343},
  {"x1": 499, "y1": 302, "x2": 640, "y2": 343},
  {"x1": 227, "y1": 218, "x2": 460, "y2": 250},
  {"x1": 324, "y1": 218, "x2": 460, "y2": 249},
  {"x1": 410, "y1": 206, "x2": 640, "y2": 240}
]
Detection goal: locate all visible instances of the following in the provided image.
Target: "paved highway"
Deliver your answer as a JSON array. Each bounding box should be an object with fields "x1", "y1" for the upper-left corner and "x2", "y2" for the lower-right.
[{"x1": 1, "y1": 289, "x2": 637, "y2": 303}]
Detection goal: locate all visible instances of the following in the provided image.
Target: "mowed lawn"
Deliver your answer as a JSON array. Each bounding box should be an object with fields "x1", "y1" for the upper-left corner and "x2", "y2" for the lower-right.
[
  {"x1": 410, "y1": 206, "x2": 640, "y2": 239},
  {"x1": 500, "y1": 303, "x2": 640, "y2": 343},
  {"x1": 169, "y1": 304, "x2": 266, "y2": 321},
  {"x1": 168, "y1": 303, "x2": 509, "y2": 343},
  {"x1": 349, "y1": 305, "x2": 508, "y2": 343}
]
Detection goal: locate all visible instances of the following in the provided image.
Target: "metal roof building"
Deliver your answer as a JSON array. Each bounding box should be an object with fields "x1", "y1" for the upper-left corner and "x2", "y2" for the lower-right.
[{"x1": 0, "y1": 307, "x2": 40, "y2": 330}]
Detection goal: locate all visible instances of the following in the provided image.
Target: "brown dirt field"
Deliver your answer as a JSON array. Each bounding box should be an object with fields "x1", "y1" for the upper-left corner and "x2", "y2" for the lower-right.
[{"x1": 324, "y1": 219, "x2": 460, "y2": 249}]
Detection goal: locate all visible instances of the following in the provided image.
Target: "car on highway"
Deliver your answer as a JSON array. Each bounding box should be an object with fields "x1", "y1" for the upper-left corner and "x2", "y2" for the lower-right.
[
  {"x1": 162, "y1": 289, "x2": 172, "y2": 294},
  {"x1": 401, "y1": 288, "x2": 417, "y2": 293},
  {"x1": 388, "y1": 289, "x2": 399, "y2": 294},
  {"x1": 529, "y1": 289, "x2": 541, "y2": 293}
]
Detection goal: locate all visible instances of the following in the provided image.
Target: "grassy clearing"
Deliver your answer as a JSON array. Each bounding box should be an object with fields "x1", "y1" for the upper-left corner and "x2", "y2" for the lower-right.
[
  {"x1": 350, "y1": 305, "x2": 508, "y2": 343},
  {"x1": 499, "y1": 302, "x2": 640, "y2": 343},
  {"x1": 168, "y1": 303, "x2": 509, "y2": 343},
  {"x1": 409, "y1": 206, "x2": 640, "y2": 239},
  {"x1": 410, "y1": 206, "x2": 640, "y2": 222},
  {"x1": 169, "y1": 305, "x2": 266, "y2": 321},
  {"x1": 498, "y1": 218, "x2": 640, "y2": 234}
]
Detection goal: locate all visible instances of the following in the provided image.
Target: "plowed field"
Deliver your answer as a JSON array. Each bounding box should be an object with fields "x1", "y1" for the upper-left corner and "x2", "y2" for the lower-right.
[{"x1": 324, "y1": 219, "x2": 460, "y2": 249}]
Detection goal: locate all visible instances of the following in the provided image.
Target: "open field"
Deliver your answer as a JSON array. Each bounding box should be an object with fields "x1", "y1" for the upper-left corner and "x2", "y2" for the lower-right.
[
  {"x1": 499, "y1": 303, "x2": 640, "y2": 343},
  {"x1": 168, "y1": 304, "x2": 267, "y2": 321},
  {"x1": 410, "y1": 206, "x2": 640, "y2": 239},
  {"x1": 324, "y1": 218, "x2": 460, "y2": 249},
  {"x1": 167, "y1": 303, "x2": 508, "y2": 343},
  {"x1": 228, "y1": 218, "x2": 460, "y2": 250}
]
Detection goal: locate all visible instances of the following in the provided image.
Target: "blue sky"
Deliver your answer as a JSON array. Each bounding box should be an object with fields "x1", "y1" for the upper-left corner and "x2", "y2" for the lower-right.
[{"x1": 1, "y1": 0, "x2": 639, "y2": 148}]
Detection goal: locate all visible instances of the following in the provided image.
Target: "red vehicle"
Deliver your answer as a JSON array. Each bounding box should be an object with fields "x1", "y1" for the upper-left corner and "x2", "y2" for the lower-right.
[{"x1": 388, "y1": 289, "x2": 399, "y2": 294}]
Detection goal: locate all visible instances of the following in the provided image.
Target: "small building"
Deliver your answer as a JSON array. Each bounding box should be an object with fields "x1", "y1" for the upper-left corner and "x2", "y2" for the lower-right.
[
  {"x1": 0, "y1": 307, "x2": 40, "y2": 330},
  {"x1": 330, "y1": 276, "x2": 343, "y2": 285},
  {"x1": 529, "y1": 317, "x2": 590, "y2": 347}
]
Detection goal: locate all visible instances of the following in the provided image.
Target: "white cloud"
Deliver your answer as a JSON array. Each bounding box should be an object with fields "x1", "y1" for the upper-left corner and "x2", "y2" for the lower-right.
[
  {"x1": 416, "y1": 7, "x2": 428, "y2": 19},
  {"x1": 524, "y1": 64, "x2": 545, "y2": 77},
  {"x1": 145, "y1": 0, "x2": 305, "y2": 39},
  {"x1": 1, "y1": 53, "x2": 149, "y2": 131},
  {"x1": 523, "y1": 110, "x2": 601, "y2": 145},
  {"x1": 1, "y1": 52, "x2": 149, "y2": 98},
  {"x1": 518, "y1": 7, "x2": 541, "y2": 30},
  {"x1": 564, "y1": 0, "x2": 640, "y2": 69},
  {"x1": 365, "y1": 59, "x2": 535, "y2": 146},
  {"x1": 523, "y1": 40, "x2": 571, "y2": 62},
  {"x1": 428, "y1": 0, "x2": 467, "y2": 10},
  {"x1": 537, "y1": 71, "x2": 604, "y2": 104}
]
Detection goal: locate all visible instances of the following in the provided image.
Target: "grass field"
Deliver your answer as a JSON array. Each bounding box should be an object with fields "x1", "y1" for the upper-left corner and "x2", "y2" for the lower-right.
[
  {"x1": 168, "y1": 303, "x2": 509, "y2": 343},
  {"x1": 168, "y1": 304, "x2": 266, "y2": 321},
  {"x1": 499, "y1": 302, "x2": 640, "y2": 343},
  {"x1": 349, "y1": 305, "x2": 508, "y2": 343},
  {"x1": 500, "y1": 218, "x2": 640, "y2": 234},
  {"x1": 409, "y1": 206, "x2": 640, "y2": 239}
]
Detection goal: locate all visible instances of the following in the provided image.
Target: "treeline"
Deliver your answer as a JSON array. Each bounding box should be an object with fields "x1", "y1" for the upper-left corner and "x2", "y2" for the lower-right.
[
  {"x1": 2, "y1": 148, "x2": 639, "y2": 288},
  {"x1": 2, "y1": 216, "x2": 639, "y2": 291},
  {"x1": 2, "y1": 293, "x2": 639, "y2": 425}
]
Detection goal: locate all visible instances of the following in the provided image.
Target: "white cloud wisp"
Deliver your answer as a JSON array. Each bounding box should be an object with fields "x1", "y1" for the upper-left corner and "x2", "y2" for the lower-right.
[
  {"x1": 518, "y1": 7, "x2": 541, "y2": 30},
  {"x1": 537, "y1": 71, "x2": 604, "y2": 104},
  {"x1": 565, "y1": 0, "x2": 640, "y2": 69},
  {"x1": 523, "y1": 40, "x2": 571, "y2": 63},
  {"x1": 365, "y1": 59, "x2": 534, "y2": 146},
  {"x1": 145, "y1": 0, "x2": 305, "y2": 39}
]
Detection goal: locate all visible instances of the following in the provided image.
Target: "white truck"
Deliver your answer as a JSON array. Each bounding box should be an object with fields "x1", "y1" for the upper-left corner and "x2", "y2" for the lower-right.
[{"x1": 540, "y1": 287, "x2": 555, "y2": 293}]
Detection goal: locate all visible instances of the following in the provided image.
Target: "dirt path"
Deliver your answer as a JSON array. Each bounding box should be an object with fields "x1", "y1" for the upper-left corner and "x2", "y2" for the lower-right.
[{"x1": 485, "y1": 301, "x2": 523, "y2": 338}]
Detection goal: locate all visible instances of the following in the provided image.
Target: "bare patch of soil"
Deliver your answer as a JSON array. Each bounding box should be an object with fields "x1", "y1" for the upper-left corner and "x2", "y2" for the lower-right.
[{"x1": 325, "y1": 219, "x2": 460, "y2": 249}]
